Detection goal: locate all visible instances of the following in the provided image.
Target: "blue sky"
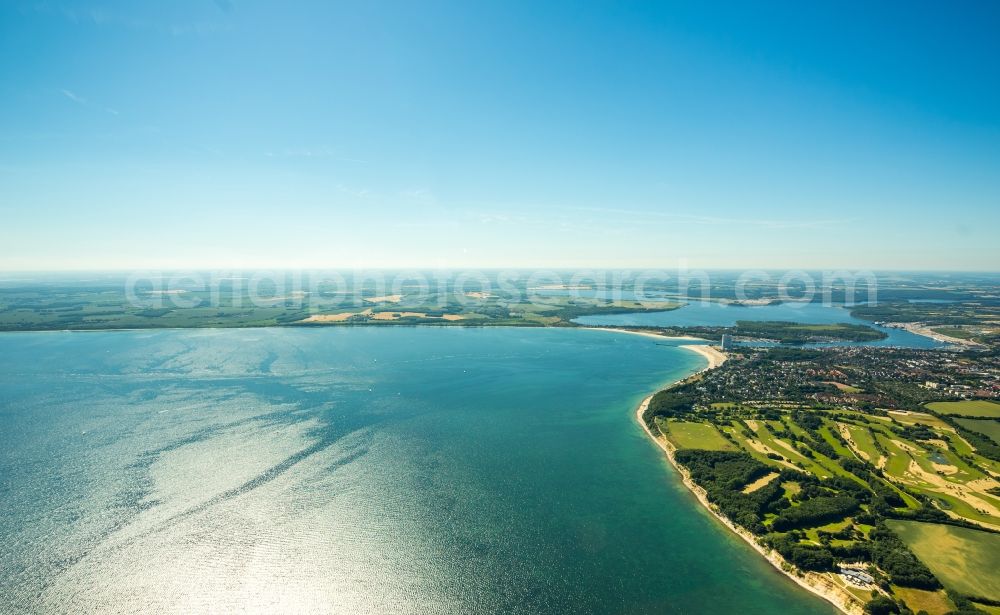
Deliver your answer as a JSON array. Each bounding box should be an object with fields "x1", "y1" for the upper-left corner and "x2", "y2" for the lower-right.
[{"x1": 1, "y1": 1, "x2": 998, "y2": 270}]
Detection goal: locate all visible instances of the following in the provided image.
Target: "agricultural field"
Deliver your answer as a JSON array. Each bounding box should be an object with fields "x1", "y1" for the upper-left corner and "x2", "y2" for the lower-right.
[
  {"x1": 0, "y1": 274, "x2": 682, "y2": 331},
  {"x1": 926, "y1": 400, "x2": 1000, "y2": 418},
  {"x1": 930, "y1": 326, "x2": 978, "y2": 340},
  {"x1": 955, "y1": 418, "x2": 1000, "y2": 444},
  {"x1": 886, "y1": 520, "x2": 1000, "y2": 602},
  {"x1": 654, "y1": 320, "x2": 888, "y2": 344},
  {"x1": 890, "y1": 586, "x2": 955, "y2": 615}
]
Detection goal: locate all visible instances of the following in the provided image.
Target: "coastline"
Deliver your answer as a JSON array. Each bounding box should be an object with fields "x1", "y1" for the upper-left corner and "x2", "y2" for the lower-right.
[
  {"x1": 634, "y1": 342, "x2": 864, "y2": 615},
  {"x1": 895, "y1": 322, "x2": 984, "y2": 348},
  {"x1": 582, "y1": 326, "x2": 708, "y2": 342},
  {"x1": 677, "y1": 343, "x2": 727, "y2": 369}
]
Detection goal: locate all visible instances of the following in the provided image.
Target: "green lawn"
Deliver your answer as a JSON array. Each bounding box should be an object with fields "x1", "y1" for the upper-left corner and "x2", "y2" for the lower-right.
[
  {"x1": 903, "y1": 438, "x2": 984, "y2": 485},
  {"x1": 751, "y1": 421, "x2": 833, "y2": 477},
  {"x1": 719, "y1": 424, "x2": 784, "y2": 467},
  {"x1": 886, "y1": 520, "x2": 1000, "y2": 601},
  {"x1": 878, "y1": 434, "x2": 917, "y2": 482},
  {"x1": 660, "y1": 420, "x2": 736, "y2": 451},
  {"x1": 843, "y1": 424, "x2": 883, "y2": 464},
  {"x1": 948, "y1": 432, "x2": 978, "y2": 457},
  {"x1": 781, "y1": 417, "x2": 813, "y2": 441},
  {"x1": 804, "y1": 519, "x2": 852, "y2": 543},
  {"x1": 873, "y1": 431, "x2": 999, "y2": 525},
  {"x1": 927, "y1": 400, "x2": 1000, "y2": 418},
  {"x1": 818, "y1": 423, "x2": 856, "y2": 459}
]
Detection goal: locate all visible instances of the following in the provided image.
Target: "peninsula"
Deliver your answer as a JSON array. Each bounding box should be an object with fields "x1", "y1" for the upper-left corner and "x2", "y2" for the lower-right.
[{"x1": 638, "y1": 335, "x2": 1000, "y2": 615}]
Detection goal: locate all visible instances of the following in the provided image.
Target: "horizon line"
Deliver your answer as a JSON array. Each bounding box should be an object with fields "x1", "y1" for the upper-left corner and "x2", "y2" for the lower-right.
[{"x1": 0, "y1": 267, "x2": 998, "y2": 275}]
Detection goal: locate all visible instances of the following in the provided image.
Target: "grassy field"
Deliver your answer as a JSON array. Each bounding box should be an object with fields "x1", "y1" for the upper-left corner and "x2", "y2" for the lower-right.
[
  {"x1": 803, "y1": 519, "x2": 852, "y2": 544},
  {"x1": 659, "y1": 420, "x2": 736, "y2": 451},
  {"x1": 818, "y1": 424, "x2": 856, "y2": 459},
  {"x1": 949, "y1": 432, "x2": 978, "y2": 457},
  {"x1": 0, "y1": 278, "x2": 684, "y2": 331},
  {"x1": 927, "y1": 400, "x2": 1000, "y2": 418},
  {"x1": 719, "y1": 424, "x2": 784, "y2": 466},
  {"x1": 829, "y1": 416, "x2": 1000, "y2": 522},
  {"x1": 887, "y1": 410, "x2": 951, "y2": 429},
  {"x1": 877, "y1": 437, "x2": 1000, "y2": 524},
  {"x1": 731, "y1": 320, "x2": 888, "y2": 343},
  {"x1": 890, "y1": 587, "x2": 954, "y2": 615},
  {"x1": 758, "y1": 420, "x2": 862, "y2": 481},
  {"x1": 750, "y1": 420, "x2": 830, "y2": 476},
  {"x1": 909, "y1": 439, "x2": 984, "y2": 484},
  {"x1": 955, "y1": 418, "x2": 1000, "y2": 444},
  {"x1": 827, "y1": 381, "x2": 861, "y2": 393},
  {"x1": 843, "y1": 424, "x2": 883, "y2": 464},
  {"x1": 886, "y1": 520, "x2": 1000, "y2": 601},
  {"x1": 930, "y1": 326, "x2": 977, "y2": 340},
  {"x1": 716, "y1": 418, "x2": 867, "y2": 482}
]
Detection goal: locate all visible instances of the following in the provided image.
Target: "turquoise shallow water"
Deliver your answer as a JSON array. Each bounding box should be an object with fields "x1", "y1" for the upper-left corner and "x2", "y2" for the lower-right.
[{"x1": 0, "y1": 328, "x2": 836, "y2": 614}]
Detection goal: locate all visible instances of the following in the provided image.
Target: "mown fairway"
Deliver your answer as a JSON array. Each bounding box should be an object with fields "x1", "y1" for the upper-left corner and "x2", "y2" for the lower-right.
[{"x1": 660, "y1": 420, "x2": 736, "y2": 451}]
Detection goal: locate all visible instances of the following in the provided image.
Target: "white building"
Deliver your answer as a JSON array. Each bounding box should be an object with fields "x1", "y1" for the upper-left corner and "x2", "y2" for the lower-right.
[{"x1": 720, "y1": 333, "x2": 734, "y2": 351}]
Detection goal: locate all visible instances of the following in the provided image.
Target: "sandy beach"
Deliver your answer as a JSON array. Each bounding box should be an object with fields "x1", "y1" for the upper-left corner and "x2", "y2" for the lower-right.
[
  {"x1": 300, "y1": 309, "x2": 371, "y2": 322},
  {"x1": 897, "y1": 322, "x2": 984, "y2": 347},
  {"x1": 633, "y1": 344, "x2": 864, "y2": 615},
  {"x1": 583, "y1": 326, "x2": 708, "y2": 342},
  {"x1": 678, "y1": 343, "x2": 727, "y2": 369},
  {"x1": 299, "y1": 310, "x2": 465, "y2": 323}
]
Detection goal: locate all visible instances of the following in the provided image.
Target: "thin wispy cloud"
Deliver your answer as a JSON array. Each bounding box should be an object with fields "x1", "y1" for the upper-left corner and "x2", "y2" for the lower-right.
[
  {"x1": 60, "y1": 89, "x2": 87, "y2": 104},
  {"x1": 59, "y1": 88, "x2": 119, "y2": 116}
]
